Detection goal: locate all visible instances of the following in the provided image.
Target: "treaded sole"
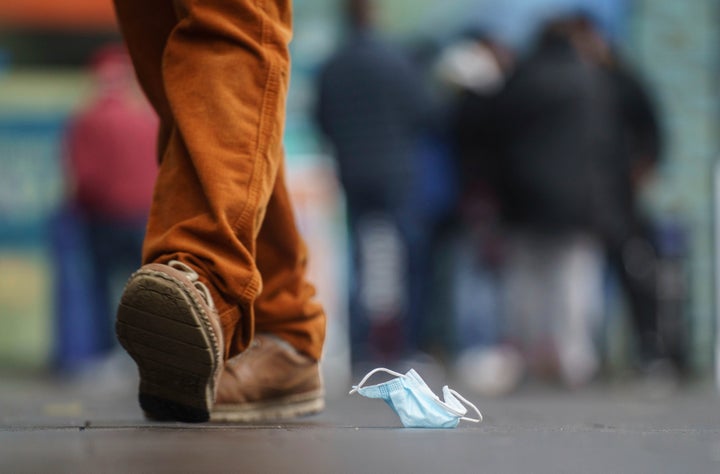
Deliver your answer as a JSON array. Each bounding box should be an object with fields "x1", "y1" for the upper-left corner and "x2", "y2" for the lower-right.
[
  {"x1": 210, "y1": 390, "x2": 325, "y2": 422},
  {"x1": 116, "y1": 270, "x2": 219, "y2": 423}
]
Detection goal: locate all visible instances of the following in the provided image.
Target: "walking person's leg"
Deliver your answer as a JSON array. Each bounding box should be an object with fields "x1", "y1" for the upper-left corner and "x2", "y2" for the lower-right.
[
  {"x1": 213, "y1": 160, "x2": 327, "y2": 421},
  {"x1": 114, "y1": 0, "x2": 326, "y2": 422},
  {"x1": 251, "y1": 160, "x2": 326, "y2": 361}
]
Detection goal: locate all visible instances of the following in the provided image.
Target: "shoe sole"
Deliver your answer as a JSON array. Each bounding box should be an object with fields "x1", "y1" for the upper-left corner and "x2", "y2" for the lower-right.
[
  {"x1": 116, "y1": 269, "x2": 221, "y2": 423},
  {"x1": 210, "y1": 389, "x2": 325, "y2": 422}
]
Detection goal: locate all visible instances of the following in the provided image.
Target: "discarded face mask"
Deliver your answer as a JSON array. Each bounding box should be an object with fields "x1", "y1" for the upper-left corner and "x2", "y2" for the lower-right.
[{"x1": 349, "y1": 368, "x2": 483, "y2": 428}]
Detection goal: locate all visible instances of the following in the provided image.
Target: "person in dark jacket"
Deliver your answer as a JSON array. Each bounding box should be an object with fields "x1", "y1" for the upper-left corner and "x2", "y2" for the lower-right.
[
  {"x1": 599, "y1": 48, "x2": 680, "y2": 374},
  {"x1": 461, "y1": 13, "x2": 619, "y2": 387},
  {"x1": 315, "y1": 0, "x2": 433, "y2": 364}
]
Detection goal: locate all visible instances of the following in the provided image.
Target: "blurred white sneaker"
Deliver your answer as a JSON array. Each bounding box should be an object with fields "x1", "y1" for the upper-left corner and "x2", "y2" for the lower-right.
[
  {"x1": 454, "y1": 346, "x2": 525, "y2": 397},
  {"x1": 557, "y1": 339, "x2": 599, "y2": 389}
]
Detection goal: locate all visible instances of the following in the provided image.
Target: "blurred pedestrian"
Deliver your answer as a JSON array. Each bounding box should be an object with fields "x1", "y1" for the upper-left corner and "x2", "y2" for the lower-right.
[
  {"x1": 444, "y1": 29, "x2": 524, "y2": 395},
  {"x1": 56, "y1": 44, "x2": 157, "y2": 371},
  {"x1": 479, "y1": 13, "x2": 620, "y2": 387},
  {"x1": 590, "y1": 41, "x2": 682, "y2": 375},
  {"x1": 315, "y1": 0, "x2": 433, "y2": 365},
  {"x1": 112, "y1": 0, "x2": 327, "y2": 423}
]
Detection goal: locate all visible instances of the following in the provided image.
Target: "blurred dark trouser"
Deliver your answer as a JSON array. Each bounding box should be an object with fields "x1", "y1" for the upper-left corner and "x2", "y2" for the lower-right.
[
  {"x1": 605, "y1": 218, "x2": 659, "y2": 366},
  {"x1": 607, "y1": 216, "x2": 689, "y2": 373},
  {"x1": 86, "y1": 216, "x2": 146, "y2": 339},
  {"x1": 52, "y1": 206, "x2": 145, "y2": 371},
  {"x1": 450, "y1": 231, "x2": 501, "y2": 353},
  {"x1": 346, "y1": 183, "x2": 427, "y2": 363}
]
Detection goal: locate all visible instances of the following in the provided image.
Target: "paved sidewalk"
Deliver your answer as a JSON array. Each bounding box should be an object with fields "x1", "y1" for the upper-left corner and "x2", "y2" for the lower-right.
[{"x1": 1, "y1": 365, "x2": 719, "y2": 474}]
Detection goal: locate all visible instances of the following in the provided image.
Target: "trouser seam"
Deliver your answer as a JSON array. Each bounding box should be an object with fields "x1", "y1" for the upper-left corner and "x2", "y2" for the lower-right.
[{"x1": 231, "y1": 9, "x2": 283, "y2": 301}]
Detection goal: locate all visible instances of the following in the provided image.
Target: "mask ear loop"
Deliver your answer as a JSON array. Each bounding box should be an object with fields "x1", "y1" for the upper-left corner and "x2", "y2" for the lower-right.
[
  {"x1": 447, "y1": 388, "x2": 483, "y2": 423},
  {"x1": 349, "y1": 367, "x2": 405, "y2": 394}
]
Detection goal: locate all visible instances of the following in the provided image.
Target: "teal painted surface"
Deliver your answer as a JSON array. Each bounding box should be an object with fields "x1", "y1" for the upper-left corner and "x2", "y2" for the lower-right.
[{"x1": 629, "y1": 0, "x2": 720, "y2": 372}]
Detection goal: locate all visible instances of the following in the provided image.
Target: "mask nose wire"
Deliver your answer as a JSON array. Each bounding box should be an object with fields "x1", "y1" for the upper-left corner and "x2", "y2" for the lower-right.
[
  {"x1": 447, "y1": 388, "x2": 483, "y2": 423},
  {"x1": 348, "y1": 367, "x2": 405, "y2": 394}
]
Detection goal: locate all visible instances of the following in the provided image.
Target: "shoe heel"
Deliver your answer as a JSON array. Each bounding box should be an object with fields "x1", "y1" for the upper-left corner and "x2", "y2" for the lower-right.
[{"x1": 116, "y1": 271, "x2": 219, "y2": 423}]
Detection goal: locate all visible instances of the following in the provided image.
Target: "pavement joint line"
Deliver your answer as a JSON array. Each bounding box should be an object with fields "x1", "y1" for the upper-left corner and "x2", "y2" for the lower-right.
[{"x1": 3, "y1": 425, "x2": 720, "y2": 434}]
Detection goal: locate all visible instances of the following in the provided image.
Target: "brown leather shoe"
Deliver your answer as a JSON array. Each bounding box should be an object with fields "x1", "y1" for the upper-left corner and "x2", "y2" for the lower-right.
[
  {"x1": 211, "y1": 334, "x2": 324, "y2": 422},
  {"x1": 116, "y1": 260, "x2": 223, "y2": 423}
]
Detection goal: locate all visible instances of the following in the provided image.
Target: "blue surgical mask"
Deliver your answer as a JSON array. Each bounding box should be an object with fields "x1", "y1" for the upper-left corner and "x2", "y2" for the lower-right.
[{"x1": 349, "y1": 368, "x2": 483, "y2": 429}]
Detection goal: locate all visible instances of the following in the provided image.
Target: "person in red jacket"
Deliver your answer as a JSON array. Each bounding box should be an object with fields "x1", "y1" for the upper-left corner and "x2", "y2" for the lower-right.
[
  {"x1": 65, "y1": 44, "x2": 158, "y2": 226},
  {"x1": 57, "y1": 44, "x2": 158, "y2": 370}
]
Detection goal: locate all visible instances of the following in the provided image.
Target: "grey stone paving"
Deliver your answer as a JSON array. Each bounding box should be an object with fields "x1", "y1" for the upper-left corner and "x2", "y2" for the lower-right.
[{"x1": 2, "y1": 366, "x2": 720, "y2": 474}]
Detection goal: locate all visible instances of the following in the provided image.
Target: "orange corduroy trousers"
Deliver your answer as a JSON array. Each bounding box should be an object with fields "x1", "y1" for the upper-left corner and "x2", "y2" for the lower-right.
[{"x1": 113, "y1": 0, "x2": 326, "y2": 361}]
